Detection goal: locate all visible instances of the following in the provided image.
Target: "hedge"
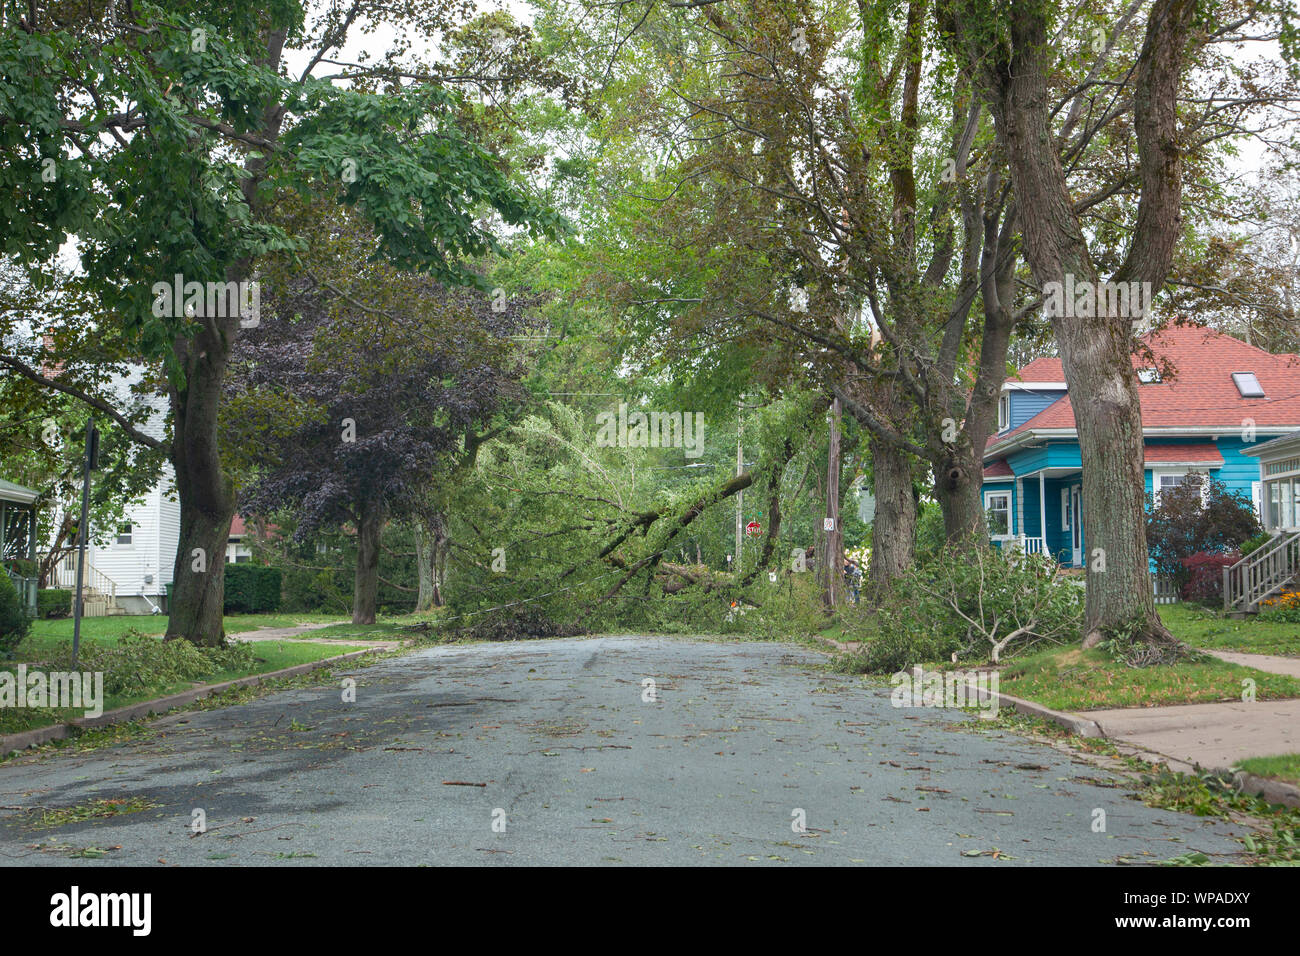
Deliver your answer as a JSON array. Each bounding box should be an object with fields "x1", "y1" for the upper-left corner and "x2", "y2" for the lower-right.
[
  {"x1": 37, "y1": 588, "x2": 71, "y2": 619},
  {"x1": 223, "y1": 564, "x2": 283, "y2": 614}
]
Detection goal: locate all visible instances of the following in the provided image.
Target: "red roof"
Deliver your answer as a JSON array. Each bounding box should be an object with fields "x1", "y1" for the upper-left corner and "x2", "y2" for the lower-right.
[
  {"x1": 988, "y1": 326, "x2": 1300, "y2": 456},
  {"x1": 983, "y1": 460, "x2": 1014, "y2": 479},
  {"x1": 1143, "y1": 443, "x2": 1223, "y2": 465},
  {"x1": 1010, "y1": 356, "x2": 1065, "y2": 382},
  {"x1": 230, "y1": 514, "x2": 247, "y2": 536}
]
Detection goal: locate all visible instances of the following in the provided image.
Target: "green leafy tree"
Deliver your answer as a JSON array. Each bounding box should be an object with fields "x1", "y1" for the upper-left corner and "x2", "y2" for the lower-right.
[{"x1": 0, "y1": 1, "x2": 562, "y2": 644}]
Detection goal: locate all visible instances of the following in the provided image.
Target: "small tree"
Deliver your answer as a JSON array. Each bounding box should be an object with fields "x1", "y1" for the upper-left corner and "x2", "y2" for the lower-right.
[{"x1": 1146, "y1": 474, "x2": 1261, "y2": 592}]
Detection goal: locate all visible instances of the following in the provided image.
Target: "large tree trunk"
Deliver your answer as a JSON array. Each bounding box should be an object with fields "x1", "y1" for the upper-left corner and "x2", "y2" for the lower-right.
[
  {"x1": 936, "y1": 291, "x2": 1015, "y2": 547},
  {"x1": 415, "y1": 518, "x2": 434, "y2": 612},
  {"x1": 353, "y1": 498, "x2": 383, "y2": 625},
  {"x1": 165, "y1": 327, "x2": 236, "y2": 647},
  {"x1": 164, "y1": 26, "x2": 288, "y2": 646},
  {"x1": 961, "y1": 0, "x2": 1195, "y2": 645},
  {"x1": 867, "y1": 433, "x2": 916, "y2": 601},
  {"x1": 414, "y1": 512, "x2": 448, "y2": 612}
]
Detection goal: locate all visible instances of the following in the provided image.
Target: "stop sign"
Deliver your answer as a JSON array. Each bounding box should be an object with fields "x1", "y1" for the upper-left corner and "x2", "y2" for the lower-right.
[{"x1": 745, "y1": 520, "x2": 761, "y2": 537}]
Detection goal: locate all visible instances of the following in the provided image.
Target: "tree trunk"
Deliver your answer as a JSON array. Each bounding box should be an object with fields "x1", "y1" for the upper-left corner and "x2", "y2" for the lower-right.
[
  {"x1": 414, "y1": 512, "x2": 448, "y2": 612},
  {"x1": 867, "y1": 433, "x2": 916, "y2": 601},
  {"x1": 164, "y1": 26, "x2": 289, "y2": 646},
  {"x1": 968, "y1": 0, "x2": 1195, "y2": 645},
  {"x1": 353, "y1": 498, "x2": 383, "y2": 625},
  {"x1": 415, "y1": 518, "x2": 435, "y2": 613},
  {"x1": 165, "y1": 327, "x2": 236, "y2": 647},
  {"x1": 934, "y1": 441, "x2": 987, "y2": 547}
]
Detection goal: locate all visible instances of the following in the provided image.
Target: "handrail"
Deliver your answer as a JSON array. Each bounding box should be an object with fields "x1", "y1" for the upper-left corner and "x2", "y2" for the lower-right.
[
  {"x1": 1224, "y1": 530, "x2": 1300, "y2": 611},
  {"x1": 48, "y1": 554, "x2": 119, "y2": 608}
]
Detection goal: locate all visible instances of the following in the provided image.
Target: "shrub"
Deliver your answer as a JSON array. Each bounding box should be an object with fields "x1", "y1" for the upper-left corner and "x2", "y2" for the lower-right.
[
  {"x1": 1179, "y1": 551, "x2": 1239, "y2": 605},
  {"x1": 1238, "y1": 531, "x2": 1273, "y2": 556},
  {"x1": 45, "y1": 630, "x2": 258, "y2": 696},
  {"x1": 1147, "y1": 474, "x2": 1260, "y2": 591},
  {"x1": 0, "y1": 572, "x2": 32, "y2": 658},
  {"x1": 841, "y1": 543, "x2": 1083, "y2": 673},
  {"x1": 223, "y1": 564, "x2": 283, "y2": 614},
  {"x1": 37, "y1": 588, "x2": 71, "y2": 619}
]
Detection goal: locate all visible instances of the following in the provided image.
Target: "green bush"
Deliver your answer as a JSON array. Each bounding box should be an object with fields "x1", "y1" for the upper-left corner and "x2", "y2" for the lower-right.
[
  {"x1": 1238, "y1": 531, "x2": 1273, "y2": 557},
  {"x1": 0, "y1": 572, "x2": 32, "y2": 658},
  {"x1": 37, "y1": 588, "x2": 71, "y2": 619},
  {"x1": 47, "y1": 631, "x2": 257, "y2": 696},
  {"x1": 1146, "y1": 474, "x2": 1261, "y2": 590},
  {"x1": 839, "y1": 543, "x2": 1083, "y2": 673},
  {"x1": 223, "y1": 564, "x2": 283, "y2": 614}
]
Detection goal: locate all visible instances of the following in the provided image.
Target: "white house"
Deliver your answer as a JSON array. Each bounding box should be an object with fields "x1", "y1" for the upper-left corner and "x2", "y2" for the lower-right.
[{"x1": 44, "y1": 371, "x2": 179, "y2": 615}]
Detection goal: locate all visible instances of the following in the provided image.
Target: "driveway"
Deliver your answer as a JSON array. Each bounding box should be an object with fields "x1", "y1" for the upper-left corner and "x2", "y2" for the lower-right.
[{"x1": 0, "y1": 637, "x2": 1246, "y2": 865}]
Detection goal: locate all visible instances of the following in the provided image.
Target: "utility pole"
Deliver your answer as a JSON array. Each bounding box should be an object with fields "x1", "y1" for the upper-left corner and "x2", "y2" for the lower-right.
[
  {"x1": 735, "y1": 396, "x2": 743, "y2": 575},
  {"x1": 72, "y1": 419, "x2": 99, "y2": 665},
  {"x1": 822, "y1": 398, "x2": 843, "y2": 608}
]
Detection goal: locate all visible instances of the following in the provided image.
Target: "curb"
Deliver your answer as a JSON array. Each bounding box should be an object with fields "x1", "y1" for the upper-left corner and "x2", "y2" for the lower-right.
[
  {"x1": 961, "y1": 677, "x2": 1105, "y2": 738},
  {"x1": 0, "y1": 646, "x2": 384, "y2": 757},
  {"x1": 963, "y1": 679, "x2": 1300, "y2": 809}
]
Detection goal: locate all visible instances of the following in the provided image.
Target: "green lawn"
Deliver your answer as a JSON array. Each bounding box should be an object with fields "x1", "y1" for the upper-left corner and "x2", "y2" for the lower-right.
[
  {"x1": 26, "y1": 611, "x2": 345, "y2": 650},
  {"x1": 2, "y1": 614, "x2": 370, "y2": 735},
  {"x1": 1235, "y1": 754, "x2": 1300, "y2": 788},
  {"x1": 1159, "y1": 604, "x2": 1300, "y2": 657},
  {"x1": 997, "y1": 645, "x2": 1300, "y2": 712}
]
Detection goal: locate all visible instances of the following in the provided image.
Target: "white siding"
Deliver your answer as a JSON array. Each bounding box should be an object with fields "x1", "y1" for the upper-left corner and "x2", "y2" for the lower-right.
[{"x1": 61, "y1": 370, "x2": 176, "y2": 604}]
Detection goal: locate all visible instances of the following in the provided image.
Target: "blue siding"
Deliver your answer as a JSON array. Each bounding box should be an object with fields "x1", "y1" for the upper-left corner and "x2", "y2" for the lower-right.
[
  {"x1": 1008, "y1": 442, "x2": 1080, "y2": 475},
  {"x1": 1008, "y1": 389, "x2": 1066, "y2": 430}
]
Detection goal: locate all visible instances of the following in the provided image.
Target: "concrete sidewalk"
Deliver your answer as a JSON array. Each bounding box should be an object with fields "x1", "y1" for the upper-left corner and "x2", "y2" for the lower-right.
[
  {"x1": 1084, "y1": 649, "x2": 1300, "y2": 772},
  {"x1": 228, "y1": 621, "x2": 401, "y2": 652},
  {"x1": 825, "y1": 639, "x2": 1299, "y2": 778}
]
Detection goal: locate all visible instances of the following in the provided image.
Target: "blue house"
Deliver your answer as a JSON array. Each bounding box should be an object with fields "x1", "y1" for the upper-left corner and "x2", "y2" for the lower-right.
[{"x1": 982, "y1": 326, "x2": 1300, "y2": 566}]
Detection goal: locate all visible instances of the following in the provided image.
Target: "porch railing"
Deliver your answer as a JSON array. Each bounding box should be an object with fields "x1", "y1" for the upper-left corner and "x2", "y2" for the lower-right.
[
  {"x1": 1223, "y1": 530, "x2": 1300, "y2": 613},
  {"x1": 47, "y1": 554, "x2": 120, "y2": 613},
  {"x1": 1013, "y1": 534, "x2": 1047, "y2": 556}
]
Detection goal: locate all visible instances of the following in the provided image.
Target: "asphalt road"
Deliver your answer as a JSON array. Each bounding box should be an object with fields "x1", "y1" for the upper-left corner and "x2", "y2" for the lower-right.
[{"x1": 0, "y1": 636, "x2": 1246, "y2": 866}]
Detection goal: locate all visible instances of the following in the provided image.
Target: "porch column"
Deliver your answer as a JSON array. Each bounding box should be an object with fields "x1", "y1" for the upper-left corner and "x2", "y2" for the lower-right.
[
  {"x1": 27, "y1": 503, "x2": 38, "y2": 560},
  {"x1": 1038, "y1": 472, "x2": 1047, "y2": 546},
  {"x1": 1014, "y1": 478, "x2": 1024, "y2": 535}
]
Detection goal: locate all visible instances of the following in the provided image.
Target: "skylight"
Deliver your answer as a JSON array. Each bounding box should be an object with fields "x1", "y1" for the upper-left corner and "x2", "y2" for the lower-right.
[
  {"x1": 1232, "y1": 372, "x2": 1265, "y2": 398},
  {"x1": 1137, "y1": 368, "x2": 1161, "y2": 384}
]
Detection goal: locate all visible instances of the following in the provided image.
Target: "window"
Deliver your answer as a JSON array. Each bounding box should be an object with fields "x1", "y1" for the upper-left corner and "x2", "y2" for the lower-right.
[
  {"x1": 985, "y1": 491, "x2": 1012, "y2": 538},
  {"x1": 1232, "y1": 372, "x2": 1265, "y2": 398},
  {"x1": 1152, "y1": 469, "x2": 1209, "y2": 507},
  {"x1": 1137, "y1": 367, "x2": 1161, "y2": 384},
  {"x1": 116, "y1": 522, "x2": 132, "y2": 545},
  {"x1": 1061, "y1": 488, "x2": 1071, "y2": 530},
  {"x1": 997, "y1": 393, "x2": 1009, "y2": 432}
]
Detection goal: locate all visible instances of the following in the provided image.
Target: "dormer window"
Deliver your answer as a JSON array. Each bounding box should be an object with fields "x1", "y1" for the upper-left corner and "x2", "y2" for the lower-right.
[
  {"x1": 1233, "y1": 372, "x2": 1265, "y2": 398},
  {"x1": 1137, "y1": 368, "x2": 1161, "y2": 384},
  {"x1": 997, "y1": 393, "x2": 1009, "y2": 431}
]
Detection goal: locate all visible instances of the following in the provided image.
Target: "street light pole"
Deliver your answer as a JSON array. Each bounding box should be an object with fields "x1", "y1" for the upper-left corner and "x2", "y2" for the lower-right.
[
  {"x1": 71, "y1": 419, "x2": 98, "y2": 666},
  {"x1": 735, "y1": 397, "x2": 743, "y2": 574}
]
